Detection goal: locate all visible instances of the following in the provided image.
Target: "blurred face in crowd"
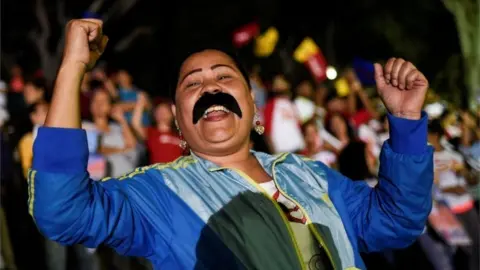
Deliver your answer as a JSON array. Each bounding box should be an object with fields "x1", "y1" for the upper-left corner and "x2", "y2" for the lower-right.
[
  {"x1": 296, "y1": 81, "x2": 314, "y2": 99},
  {"x1": 155, "y1": 102, "x2": 173, "y2": 127},
  {"x1": 304, "y1": 122, "x2": 320, "y2": 149},
  {"x1": 30, "y1": 103, "x2": 49, "y2": 126},
  {"x1": 173, "y1": 49, "x2": 254, "y2": 157},
  {"x1": 90, "y1": 90, "x2": 112, "y2": 118},
  {"x1": 272, "y1": 75, "x2": 290, "y2": 93},
  {"x1": 116, "y1": 70, "x2": 132, "y2": 88},
  {"x1": 327, "y1": 97, "x2": 348, "y2": 114},
  {"x1": 23, "y1": 82, "x2": 44, "y2": 105}
]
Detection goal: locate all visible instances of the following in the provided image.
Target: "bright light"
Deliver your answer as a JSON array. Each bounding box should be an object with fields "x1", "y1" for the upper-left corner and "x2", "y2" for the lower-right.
[{"x1": 326, "y1": 66, "x2": 337, "y2": 80}]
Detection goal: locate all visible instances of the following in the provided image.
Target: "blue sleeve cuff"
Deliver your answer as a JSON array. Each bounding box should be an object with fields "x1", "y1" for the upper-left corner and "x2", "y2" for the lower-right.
[
  {"x1": 387, "y1": 111, "x2": 428, "y2": 155},
  {"x1": 32, "y1": 127, "x2": 89, "y2": 173}
]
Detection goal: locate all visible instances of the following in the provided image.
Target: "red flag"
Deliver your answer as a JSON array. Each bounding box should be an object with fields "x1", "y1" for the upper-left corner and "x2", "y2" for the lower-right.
[
  {"x1": 232, "y1": 22, "x2": 260, "y2": 48},
  {"x1": 304, "y1": 52, "x2": 327, "y2": 82}
]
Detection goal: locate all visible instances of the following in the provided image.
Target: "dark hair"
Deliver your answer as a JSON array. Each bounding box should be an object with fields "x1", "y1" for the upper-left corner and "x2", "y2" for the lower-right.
[
  {"x1": 169, "y1": 41, "x2": 251, "y2": 102},
  {"x1": 325, "y1": 113, "x2": 356, "y2": 140},
  {"x1": 25, "y1": 77, "x2": 47, "y2": 91},
  {"x1": 338, "y1": 141, "x2": 372, "y2": 180},
  {"x1": 27, "y1": 100, "x2": 48, "y2": 115},
  {"x1": 89, "y1": 79, "x2": 104, "y2": 91},
  {"x1": 428, "y1": 119, "x2": 444, "y2": 136},
  {"x1": 250, "y1": 130, "x2": 271, "y2": 154}
]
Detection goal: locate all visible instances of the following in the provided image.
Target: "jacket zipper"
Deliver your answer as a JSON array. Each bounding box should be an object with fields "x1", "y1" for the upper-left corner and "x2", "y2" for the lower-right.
[
  {"x1": 271, "y1": 154, "x2": 337, "y2": 270},
  {"x1": 224, "y1": 167, "x2": 307, "y2": 270}
]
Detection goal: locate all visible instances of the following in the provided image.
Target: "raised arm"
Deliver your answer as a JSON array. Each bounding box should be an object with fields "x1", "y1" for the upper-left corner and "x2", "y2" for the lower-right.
[
  {"x1": 29, "y1": 19, "x2": 156, "y2": 257},
  {"x1": 327, "y1": 58, "x2": 433, "y2": 252},
  {"x1": 131, "y1": 93, "x2": 148, "y2": 140},
  {"x1": 325, "y1": 112, "x2": 433, "y2": 252}
]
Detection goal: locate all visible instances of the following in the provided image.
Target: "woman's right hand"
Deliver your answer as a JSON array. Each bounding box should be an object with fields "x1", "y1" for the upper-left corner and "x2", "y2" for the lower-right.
[{"x1": 62, "y1": 19, "x2": 108, "y2": 71}]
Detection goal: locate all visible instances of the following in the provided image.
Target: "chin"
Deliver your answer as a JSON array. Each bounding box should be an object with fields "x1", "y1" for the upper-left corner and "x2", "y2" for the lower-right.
[{"x1": 203, "y1": 131, "x2": 236, "y2": 144}]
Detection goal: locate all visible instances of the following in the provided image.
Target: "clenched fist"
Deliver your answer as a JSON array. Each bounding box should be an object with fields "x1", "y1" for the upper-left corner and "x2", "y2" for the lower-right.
[
  {"x1": 374, "y1": 58, "x2": 429, "y2": 120},
  {"x1": 62, "y1": 19, "x2": 108, "y2": 71}
]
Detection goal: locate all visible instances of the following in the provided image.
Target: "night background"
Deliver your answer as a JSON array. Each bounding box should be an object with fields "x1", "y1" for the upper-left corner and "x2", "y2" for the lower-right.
[{"x1": 1, "y1": 0, "x2": 471, "y2": 105}]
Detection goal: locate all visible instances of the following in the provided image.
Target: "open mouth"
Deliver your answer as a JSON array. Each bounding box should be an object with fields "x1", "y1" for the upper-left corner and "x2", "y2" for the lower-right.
[
  {"x1": 192, "y1": 92, "x2": 242, "y2": 124},
  {"x1": 202, "y1": 105, "x2": 231, "y2": 122}
]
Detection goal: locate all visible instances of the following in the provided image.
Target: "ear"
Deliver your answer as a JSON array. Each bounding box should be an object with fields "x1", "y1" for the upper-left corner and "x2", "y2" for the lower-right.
[{"x1": 171, "y1": 104, "x2": 176, "y2": 118}]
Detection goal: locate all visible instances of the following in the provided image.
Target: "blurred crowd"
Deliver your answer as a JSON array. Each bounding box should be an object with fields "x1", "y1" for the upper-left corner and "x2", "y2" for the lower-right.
[{"x1": 0, "y1": 61, "x2": 478, "y2": 270}]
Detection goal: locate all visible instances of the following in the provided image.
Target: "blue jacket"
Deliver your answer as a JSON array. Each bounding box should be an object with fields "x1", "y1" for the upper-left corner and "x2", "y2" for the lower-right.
[{"x1": 28, "y1": 113, "x2": 433, "y2": 270}]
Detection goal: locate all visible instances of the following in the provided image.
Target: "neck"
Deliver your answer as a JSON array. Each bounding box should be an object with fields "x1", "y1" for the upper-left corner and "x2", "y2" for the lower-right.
[
  {"x1": 431, "y1": 140, "x2": 444, "y2": 152},
  {"x1": 94, "y1": 116, "x2": 108, "y2": 127},
  {"x1": 157, "y1": 122, "x2": 171, "y2": 132},
  {"x1": 193, "y1": 141, "x2": 255, "y2": 169},
  {"x1": 306, "y1": 143, "x2": 319, "y2": 155},
  {"x1": 121, "y1": 83, "x2": 133, "y2": 89}
]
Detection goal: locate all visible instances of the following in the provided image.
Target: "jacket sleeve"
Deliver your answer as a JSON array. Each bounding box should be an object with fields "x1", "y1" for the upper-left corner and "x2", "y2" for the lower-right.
[
  {"x1": 28, "y1": 127, "x2": 155, "y2": 257},
  {"x1": 326, "y1": 112, "x2": 433, "y2": 252}
]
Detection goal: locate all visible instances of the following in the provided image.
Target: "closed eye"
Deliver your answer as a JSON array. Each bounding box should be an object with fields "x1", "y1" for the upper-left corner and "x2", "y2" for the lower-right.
[
  {"x1": 186, "y1": 81, "x2": 201, "y2": 88},
  {"x1": 218, "y1": 75, "x2": 232, "y2": 80}
]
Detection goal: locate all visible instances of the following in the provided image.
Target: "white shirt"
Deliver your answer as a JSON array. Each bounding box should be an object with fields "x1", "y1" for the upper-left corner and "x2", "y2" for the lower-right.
[{"x1": 434, "y1": 149, "x2": 474, "y2": 213}]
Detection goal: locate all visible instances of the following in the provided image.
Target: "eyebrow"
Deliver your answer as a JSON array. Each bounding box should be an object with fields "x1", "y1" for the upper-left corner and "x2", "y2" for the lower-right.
[{"x1": 179, "y1": 64, "x2": 236, "y2": 85}]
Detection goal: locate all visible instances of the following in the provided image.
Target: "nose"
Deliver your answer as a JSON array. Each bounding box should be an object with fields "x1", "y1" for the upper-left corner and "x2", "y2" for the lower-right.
[{"x1": 202, "y1": 81, "x2": 222, "y2": 95}]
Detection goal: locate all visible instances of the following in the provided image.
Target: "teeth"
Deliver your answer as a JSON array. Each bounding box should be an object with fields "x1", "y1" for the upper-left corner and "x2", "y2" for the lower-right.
[{"x1": 203, "y1": 106, "x2": 230, "y2": 118}]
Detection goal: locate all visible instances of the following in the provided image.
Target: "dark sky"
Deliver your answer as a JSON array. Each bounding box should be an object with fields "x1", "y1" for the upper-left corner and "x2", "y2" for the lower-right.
[{"x1": 1, "y1": 0, "x2": 461, "y2": 97}]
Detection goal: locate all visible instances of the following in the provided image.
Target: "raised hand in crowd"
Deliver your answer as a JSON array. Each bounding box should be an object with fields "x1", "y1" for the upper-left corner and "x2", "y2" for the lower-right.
[{"x1": 131, "y1": 92, "x2": 149, "y2": 140}]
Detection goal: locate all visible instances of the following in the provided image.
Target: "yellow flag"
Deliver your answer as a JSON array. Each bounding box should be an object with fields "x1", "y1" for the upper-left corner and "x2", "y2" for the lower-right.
[
  {"x1": 293, "y1": 37, "x2": 319, "y2": 62},
  {"x1": 335, "y1": 78, "x2": 350, "y2": 97},
  {"x1": 254, "y1": 27, "x2": 279, "y2": 57}
]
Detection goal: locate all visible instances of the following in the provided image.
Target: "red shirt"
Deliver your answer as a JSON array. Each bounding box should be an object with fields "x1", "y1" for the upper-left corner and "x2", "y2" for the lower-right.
[{"x1": 146, "y1": 127, "x2": 183, "y2": 164}]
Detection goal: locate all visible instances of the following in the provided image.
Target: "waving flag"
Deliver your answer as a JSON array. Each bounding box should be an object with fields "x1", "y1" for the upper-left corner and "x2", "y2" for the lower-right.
[
  {"x1": 232, "y1": 22, "x2": 260, "y2": 48},
  {"x1": 294, "y1": 38, "x2": 328, "y2": 82},
  {"x1": 254, "y1": 27, "x2": 279, "y2": 57}
]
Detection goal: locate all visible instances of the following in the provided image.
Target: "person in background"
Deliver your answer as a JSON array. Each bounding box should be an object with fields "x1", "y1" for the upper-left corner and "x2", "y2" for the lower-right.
[
  {"x1": 114, "y1": 69, "x2": 151, "y2": 125},
  {"x1": 428, "y1": 119, "x2": 479, "y2": 270},
  {"x1": 249, "y1": 65, "x2": 267, "y2": 110},
  {"x1": 345, "y1": 69, "x2": 379, "y2": 128},
  {"x1": 323, "y1": 87, "x2": 356, "y2": 151},
  {"x1": 82, "y1": 89, "x2": 139, "y2": 177},
  {"x1": 293, "y1": 80, "x2": 317, "y2": 123},
  {"x1": 300, "y1": 118, "x2": 337, "y2": 167},
  {"x1": 263, "y1": 74, "x2": 305, "y2": 153},
  {"x1": 23, "y1": 78, "x2": 47, "y2": 106},
  {"x1": 18, "y1": 101, "x2": 49, "y2": 178},
  {"x1": 9, "y1": 64, "x2": 24, "y2": 93},
  {"x1": 338, "y1": 140, "x2": 378, "y2": 187},
  {"x1": 131, "y1": 93, "x2": 183, "y2": 164},
  {"x1": 324, "y1": 111, "x2": 354, "y2": 151}
]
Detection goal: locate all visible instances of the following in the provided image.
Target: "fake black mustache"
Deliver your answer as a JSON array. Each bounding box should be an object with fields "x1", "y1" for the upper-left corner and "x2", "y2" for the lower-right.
[{"x1": 192, "y1": 92, "x2": 242, "y2": 124}]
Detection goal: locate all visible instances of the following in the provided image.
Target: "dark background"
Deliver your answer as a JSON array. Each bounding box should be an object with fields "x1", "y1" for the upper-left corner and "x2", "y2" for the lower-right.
[{"x1": 1, "y1": 0, "x2": 463, "y2": 100}]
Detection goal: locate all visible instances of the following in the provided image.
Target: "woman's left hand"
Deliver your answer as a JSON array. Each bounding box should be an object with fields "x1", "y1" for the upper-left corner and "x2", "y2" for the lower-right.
[{"x1": 374, "y1": 58, "x2": 429, "y2": 120}]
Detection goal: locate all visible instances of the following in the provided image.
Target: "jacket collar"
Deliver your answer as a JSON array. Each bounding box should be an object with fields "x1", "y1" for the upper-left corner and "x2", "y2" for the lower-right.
[{"x1": 189, "y1": 150, "x2": 289, "y2": 172}]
